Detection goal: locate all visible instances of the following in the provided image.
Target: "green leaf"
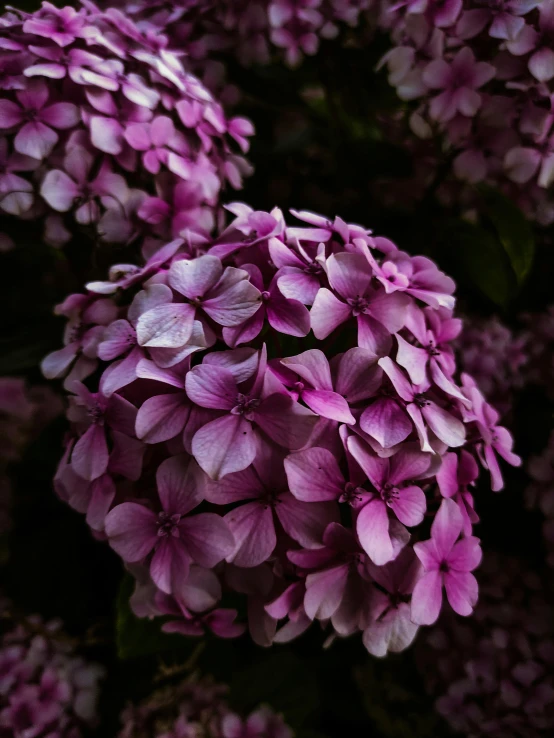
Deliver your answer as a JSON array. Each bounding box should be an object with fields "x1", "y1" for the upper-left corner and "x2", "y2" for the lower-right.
[
  {"x1": 115, "y1": 573, "x2": 193, "y2": 660},
  {"x1": 480, "y1": 188, "x2": 535, "y2": 285},
  {"x1": 446, "y1": 220, "x2": 517, "y2": 308}
]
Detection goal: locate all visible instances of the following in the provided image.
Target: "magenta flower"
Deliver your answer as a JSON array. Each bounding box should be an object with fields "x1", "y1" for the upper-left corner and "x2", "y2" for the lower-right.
[
  {"x1": 136, "y1": 255, "x2": 261, "y2": 351},
  {"x1": 311, "y1": 252, "x2": 410, "y2": 353},
  {"x1": 411, "y1": 498, "x2": 482, "y2": 625},
  {"x1": 378, "y1": 357, "x2": 466, "y2": 451},
  {"x1": 437, "y1": 450, "x2": 479, "y2": 536},
  {"x1": 0, "y1": 79, "x2": 79, "y2": 159},
  {"x1": 462, "y1": 374, "x2": 521, "y2": 491},
  {"x1": 223, "y1": 264, "x2": 310, "y2": 346},
  {"x1": 0, "y1": 136, "x2": 37, "y2": 215},
  {"x1": 205, "y1": 443, "x2": 337, "y2": 567},
  {"x1": 422, "y1": 46, "x2": 495, "y2": 123},
  {"x1": 186, "y1": 350, "x2": 318, "y2": 479},
  {"x1": 105, "y1": 455, "x2": 234, "y2": 594},
  {"x1": 23, "y1": 2, "x2": 87, "y2": 47},
  {"x1": 347, "y1": 437, "x2": 431, "y2": 565},
  {"x1": 363, "y1": 548, "x2": 421, "y2": 657}
]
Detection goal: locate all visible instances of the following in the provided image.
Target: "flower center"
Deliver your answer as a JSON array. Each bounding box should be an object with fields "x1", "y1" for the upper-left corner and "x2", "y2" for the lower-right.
[
  {"x1": 87, "y1": 402, "x2": 104, "y2": 424},
  {"x1": 439, "y1": 560, "x2": 450, "y2": 573},
  {"x1": 380, "y1": 482, "x2": 399, "y2": 505},
  {"x1": 427, "y1": 340, "x2": 440, "y2": 357},
  {"x1": 232, "y1": 393, "x2": 260, "y2": 417},
  {"x1": 346, "y1": 295, "x2": 370, "y2": 316},
  {"x1": 157, "y1": 511, "x2": 181, "y2": 538},
  {"x1": 414, "y1": 393, "x2": 430, "y2": 408},
  {"x1": 339, "y1": 482, "x2": 363, "y2": 506}
]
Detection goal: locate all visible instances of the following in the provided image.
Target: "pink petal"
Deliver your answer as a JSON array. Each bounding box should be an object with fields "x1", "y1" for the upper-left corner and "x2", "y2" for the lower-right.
[
  {"x1": 85, "y1": 474, "x2": 115, "y2": 533},
  {"x1": 0, "y1": 100, "x2": 23, "y2": 127},
  {"x1": 135, "y1": 393, "x2": 190, "y2": 444},
  {"x1": 431, "y1": 498, "x2": 463, "y2": 557},
  {"x1": 205, "y1": 465, "x2": 262, "y2": 504},
  {"x1": 281, "y1": 348, "x2": 333, "y2": 390},
  {"x1": 255, "y1": 394, "x2": 318, "y2": 450},
  {"x1": 267, "y1": 295, "x2": 310, "y2": 337},
  {"x1": 410, "y1": 570, "x2": 443, "y2": 625},
  {"x1": 41, "y1": 102, "x2": 79, "y2": 129},
  {"x1": 150, "y1": 537, "x2": 191, "y2": 594},
  {"x1": 201, "y1": 270, "x2": 261, "y2": 327},
  {"x1": 378, "y1": 357, "x2": 414, "y2": 402},
  {"x1": 185, "y1": 365, "x2": 237, "y2": 410},
  {"x1": 421, "y1": 402, "x2": 465, "y2": 447},
  {"x1": 157, "y1": 454, "x2": 204, "y2": 516},
  {"x1": 529, "y1": 47, "x2": 554, "y2": 82},
  {"x1": 191, "y1": 414, "x2": 257, "y2": 480},
  {"x1": 356, "y1": 314, "x2": 393, "y2": 355},
  {"x1": 90, "y1": 116, "x2": 124, "y2": 155},
  {"x1": 302, "y1": 388, "x2": 355, "y2": 424},
  {"x1": 99, "y1": 346, "x2": 141, "y2": 397},
  {"x1": 448, "y1": 536, "x2": 482, "y2": 572},
  {"x1": 436, "y1": 452, "x2": 459, "y2": 498},
  {"x1": 444, "y1": 570, "x2": 478, "y2": 616},
  {"x1": 396, "y1": 334, "x2": 428, "y2": 386},
  {"x1": 124, "y1": 122, "x2": 151, "y2": 151},
  {"x1": 276, "y1": 492, "x2": 338, "y2": 548},
  {"x1": 179, "y1": 512, "x2": 235, "y2": 567},
  {"x1": 356, "y1": 498, "x2": 394, "y2": 565},
  {"x1": 72, "y1": 424, "x2": 108, "y2": 481},
  {"x1": 389, "y1": 485, "x2": 426, "y2": 527},
  {"x1": 136, "y1": 303, "x2": 196, "y2": 348},
  {"x1": 104, "y1": 502, "x2": 158, "y2": 562},
  {"x1": 310, "y1": 288, "x2": 351, "y2": 339},
  {"x1": 304, "y1": 564, "x2": 348, "y2": 620},
  {"x1": 326, "y1": 252, "x2": 372, "y2": 299},
  {"x1": 335, "y1": 348, "x2": 381, "y2": 403},
  {"x1": 347, "y1": 435, "x2": 388, "y2": 489},
  {"x1": 284, "y1": 447, "x2": 345, "y2": 501},
  {"x1": 15, "y1": 121, "x2": 58, "y2": 160},
  {"x1": 224, "y1": 502, "x2": 276, "y2": 567},
  {"x1": 168, "y1": 255, "x2": 223, "y2": 300},
  {"x1": 359, "y1": 398, "x2": 412, "y2": 448}
]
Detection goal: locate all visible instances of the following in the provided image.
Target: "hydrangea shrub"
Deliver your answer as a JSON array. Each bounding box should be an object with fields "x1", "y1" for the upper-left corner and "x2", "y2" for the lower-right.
[
  {"x1": 43, "y1": 203, "x2": 521, "y2": 656},
  {"x1": 0, "y1": 2, "x2": 253, "y2": 248},
  {"x1": 378, "y1": 0, "x2": 554, "y2": 223},
  {"x1": 0, "y1": 606, "x2": 104, "y2": 736},
  {"x1": 119, "y1": 677, "x2": 292, "y2": 738}
]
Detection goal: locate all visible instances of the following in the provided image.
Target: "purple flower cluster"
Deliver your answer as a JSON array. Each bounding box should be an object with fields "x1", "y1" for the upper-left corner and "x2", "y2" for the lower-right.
[
  {"x1": 456, "y1": 315, "x2": 530, "y2": 417},
  {"x1": 119, "y1": 677, "x2": 292, "y2": 738},
  {"x1": 526, "y1": 430, "x2": 554, "y2": 567},
  {"x1": 0, "y1": 609, "x2": 104, "y2": 737},
  {"x1": 43, "y1": 205, "x2": 519, "y2": 656},
  {"x1": 0, "y1": 2, "x2": 253, "y2": 248},
  {"x1": 419, "y1": 554, "x2": 554, "y2": 737},
  {"x1": 108, "y1": 0, "x2": 371, "y2": 78},
  {"x1": 0, "y1": 378, "x2": 62, "y2": 536},
  {"x1": 379, "y1": 1, "x2": 554, "y2": 223}
]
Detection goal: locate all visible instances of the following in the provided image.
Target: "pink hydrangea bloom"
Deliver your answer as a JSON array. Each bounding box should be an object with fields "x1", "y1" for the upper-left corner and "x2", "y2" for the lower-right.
[
  {"x1": 0, "y1": 605, "x2": 104, "y2": 737},
  {"x1": 0, "y1": 2, "x2": 253, "y2": 246},
  {"x1": 118, "y1": 676, "x2": 292, "y2": 738},
  {"x1": 378, "y1": 1, "x2": 554, "y2": 223},
  {"x1": 105, "y1": 0, "x2": 371, "y2": 82},
  {"x1": 43, "y1": 205, "x2": 518, "y2": 657}
]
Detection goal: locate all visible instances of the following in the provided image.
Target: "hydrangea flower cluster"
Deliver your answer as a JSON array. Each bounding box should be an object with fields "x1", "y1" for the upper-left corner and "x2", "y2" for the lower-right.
[
  {"x1": 455, "y1": 315, "x2": 530, "y2": 417},
  {"x1": 43, "y1": 204, "x2": 520, "y2": 656},
  {"x1": 118, "y1": 676, "x2": 292, "y2": 738},
  {"x1": 526, "y1": 430, "x2": 554, "y2": 567},
  {"x1": 0, "y1": 378, "x2": 62, "y2": 537},
  {"x1": 418, "y1": 554, "x2": 554, "y2": 737},
  {"x1": 0, "y1": 2, "x2": 253, "y2": 248},
  {"x1": 108, "y1": 0, "x2": 371, "y2": 77},
  {"x1": 378, "y1": 1, "x2": 554, "y2": 223},
  {"x1": 0, "y1": 607, "x2": 104, "y2": 736}
]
